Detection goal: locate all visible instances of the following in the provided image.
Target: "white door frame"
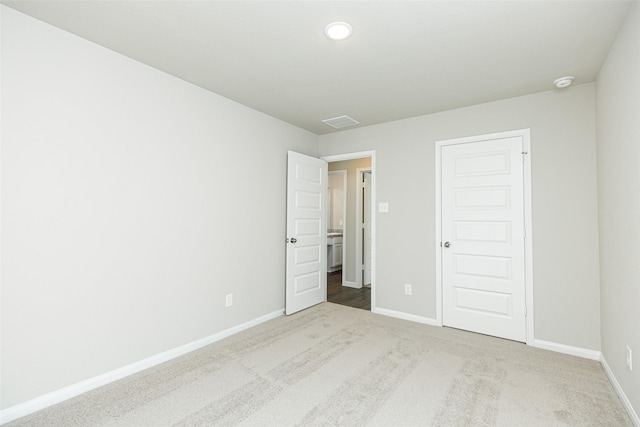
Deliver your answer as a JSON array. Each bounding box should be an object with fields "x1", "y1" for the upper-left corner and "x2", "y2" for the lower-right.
[
  {"x1": 434, "y1": 129, "x2": 534, "y2": 345},
  {"x1": 322, "y1": 151, "x2": 376, "y2": 311}
]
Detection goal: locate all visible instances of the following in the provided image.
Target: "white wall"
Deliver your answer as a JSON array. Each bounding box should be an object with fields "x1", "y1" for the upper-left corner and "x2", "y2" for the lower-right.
[
  {"x1": 0, "y1": 6, "x2": 317, "y2": 410},
  {"x1": 319, "y1": 84, "x2": 601, "y2": 351},
  {"x1": 596, "y1": 0, "x2": 640, "y2": 416}
]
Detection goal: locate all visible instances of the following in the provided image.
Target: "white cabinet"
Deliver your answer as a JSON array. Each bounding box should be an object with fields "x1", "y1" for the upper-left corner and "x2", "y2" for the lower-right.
[
  {"x1": 332, "y1": 242, "x2": 342, "y2": 267},
  {"x1": 327, "y1": 235, "x2": 343, "y2": 272}
]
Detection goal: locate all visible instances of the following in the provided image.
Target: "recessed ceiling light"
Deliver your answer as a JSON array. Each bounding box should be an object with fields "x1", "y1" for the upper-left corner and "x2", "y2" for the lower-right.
[
  {"x1": 324, "y1": 22, "x2": 353, "y2": 41},
  {"x1": 554, "y1": 76, "x2": 575, "y2": 88}
]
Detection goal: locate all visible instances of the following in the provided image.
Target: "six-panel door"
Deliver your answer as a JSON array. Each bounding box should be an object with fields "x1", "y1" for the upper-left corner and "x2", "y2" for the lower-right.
[{"x1": 285, "y1": 151, "x2": 327, "y2": 315}]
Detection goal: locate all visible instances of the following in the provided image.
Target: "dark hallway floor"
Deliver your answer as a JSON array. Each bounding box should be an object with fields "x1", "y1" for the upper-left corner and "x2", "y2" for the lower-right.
[{"x1": 327, "y1": 271, "x2": 371, "y2": 310}]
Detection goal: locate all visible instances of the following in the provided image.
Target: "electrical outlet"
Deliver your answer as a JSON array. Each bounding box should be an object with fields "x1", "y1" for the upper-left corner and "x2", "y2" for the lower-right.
[
  {"x1": 225, "y1": 294, "x2": 233, "y2": 308},
  {"x1": 627, "y1": 346, "x2": 632, "y2": 371},
  {"x1": 404, "y1": 284, "x2": 412, "y2": 295}
]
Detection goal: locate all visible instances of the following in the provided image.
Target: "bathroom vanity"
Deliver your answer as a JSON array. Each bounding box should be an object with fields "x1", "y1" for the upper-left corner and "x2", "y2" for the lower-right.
[{"x1": 327, "y1": 233, "x2": 343, "y2": 272}]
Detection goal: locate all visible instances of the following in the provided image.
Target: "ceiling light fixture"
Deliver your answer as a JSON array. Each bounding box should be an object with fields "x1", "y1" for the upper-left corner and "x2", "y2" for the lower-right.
[
  {"x1": 324, "y1": 22, "x2": 353, "y2": 41},
  {"x1": 554, "y1": 76, "x2": 575, "y2": 88}
]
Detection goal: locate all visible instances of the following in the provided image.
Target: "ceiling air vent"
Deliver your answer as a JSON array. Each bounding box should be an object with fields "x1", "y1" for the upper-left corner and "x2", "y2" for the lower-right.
[{"x1": 322, "y1": 115, "x2": 360, "y2": 129}]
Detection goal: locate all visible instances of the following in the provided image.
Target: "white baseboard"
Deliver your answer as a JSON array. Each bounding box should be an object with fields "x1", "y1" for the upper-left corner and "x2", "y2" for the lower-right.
[
  {"x1": 533, "y1": 339, "x2": 601, "y2": 360},
  {"x1": 342, "y1": 280, "x2": 360, "y2": 289},
  {"x1": 600, "y1": 355, "x2": 640, "y2": 426},
  {"x1": 0, "y1": 309, "x2": 284, "y2": 425},
  {"x1": 373, "y1": 307, "x2": 438, "y2": 326}
]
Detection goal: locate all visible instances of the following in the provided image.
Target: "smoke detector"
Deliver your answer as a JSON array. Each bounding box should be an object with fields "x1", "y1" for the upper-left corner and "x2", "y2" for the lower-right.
[{"x1": 554, "y1": 76, "x2": 574, "y2": 88}]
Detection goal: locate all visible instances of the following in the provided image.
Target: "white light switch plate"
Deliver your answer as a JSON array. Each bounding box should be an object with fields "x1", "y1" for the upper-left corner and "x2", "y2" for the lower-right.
[{"x1": 379, "y1": 202, "x2": 389, "y2": 213}]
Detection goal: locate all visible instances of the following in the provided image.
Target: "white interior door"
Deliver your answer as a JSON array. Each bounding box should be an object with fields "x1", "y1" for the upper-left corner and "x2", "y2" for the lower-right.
[
  {"x1": 363, "y1": 171, "x2": 372, "y2": 286},
  {"x1": 286, "y1": 151, "x2": 327, "y2": 315},
  {"x1": 441, "y1": 137, "x2": 526, "y2": 342}
]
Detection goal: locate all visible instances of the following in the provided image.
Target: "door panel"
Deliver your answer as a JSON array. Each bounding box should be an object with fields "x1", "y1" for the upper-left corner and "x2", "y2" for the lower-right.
[
  {"x1": 453, "y1": 221, "x2": 511, "y2": 243},
  {"x1": 286, "y1": 151, "x2": 327, "y2": 315},
  {"x1": 441, "y1": 137, "x2": 526, "y2": 342},
  {"x1": 294, "y1": 218, "x2": 321, "y2": 236},
  {"x1": 454, "y1": 287, "x2": 512, "y2": 316}
]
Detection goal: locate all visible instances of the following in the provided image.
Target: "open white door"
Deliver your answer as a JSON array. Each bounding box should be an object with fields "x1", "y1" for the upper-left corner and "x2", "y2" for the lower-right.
[{"x1": 286, "y1": 151, "x2": 327, "y2": 315}]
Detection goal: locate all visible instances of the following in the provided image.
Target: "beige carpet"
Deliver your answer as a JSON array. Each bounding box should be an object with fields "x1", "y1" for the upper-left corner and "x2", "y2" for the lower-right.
[{"x1": 8, "y1": 303, "x2": 632, "y2": 426}]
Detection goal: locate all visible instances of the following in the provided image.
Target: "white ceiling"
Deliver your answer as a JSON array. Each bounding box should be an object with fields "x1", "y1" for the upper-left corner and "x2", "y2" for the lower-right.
[{"x1": 2, "y1": 0, "x2": 634, "y2": 135}]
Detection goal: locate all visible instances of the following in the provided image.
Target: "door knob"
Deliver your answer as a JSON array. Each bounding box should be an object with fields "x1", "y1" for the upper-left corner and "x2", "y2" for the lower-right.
[
  {"x1": 290, "y1": 238, "x2": 297, "y2": 244},
  {"x1": 443, "y1": 241, "x2": 451, "y2": 248}
]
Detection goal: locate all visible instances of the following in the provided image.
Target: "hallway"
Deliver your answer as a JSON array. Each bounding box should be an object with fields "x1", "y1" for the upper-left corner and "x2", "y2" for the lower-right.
[{"x1": 327, "y1": 271, "x2": 370, "y2": 311}]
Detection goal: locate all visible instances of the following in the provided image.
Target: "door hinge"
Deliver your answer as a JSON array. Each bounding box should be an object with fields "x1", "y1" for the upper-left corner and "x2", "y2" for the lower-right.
[
  {"x1": 522, "y1": 151, "x2": 528, "y2": 163},
  {"x1": 525, "y1": 305, "x2": 528, "y2": 316}
]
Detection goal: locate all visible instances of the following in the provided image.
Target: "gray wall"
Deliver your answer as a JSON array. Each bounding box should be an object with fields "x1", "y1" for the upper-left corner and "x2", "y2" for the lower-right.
[
  {"x1": 596, "y1": 0, "x2": 640, "y2": 415},
  {"x1": 1, "y1": 6, "x2": 317, "y2": 409},
  {"x1": 319, "y1": 84, "x2": 601, "y2": 352},
  {"x1": 328, "y1": 158, "x2": 372, "y2": 284}
]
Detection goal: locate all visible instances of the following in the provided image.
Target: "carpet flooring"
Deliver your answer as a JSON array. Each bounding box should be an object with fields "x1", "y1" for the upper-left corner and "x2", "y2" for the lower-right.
[{"x1": 7, "y1": 303, "x2": 632, "y2": 426}]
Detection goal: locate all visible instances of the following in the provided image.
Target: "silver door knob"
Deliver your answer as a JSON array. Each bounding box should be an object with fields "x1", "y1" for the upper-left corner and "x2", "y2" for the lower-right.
[
  {"x1": 443, "y1": 241, "x2": 451, "y2": 248},
  {"x1": 290, "y1": 237, "x2": 297, "y2": 243}
]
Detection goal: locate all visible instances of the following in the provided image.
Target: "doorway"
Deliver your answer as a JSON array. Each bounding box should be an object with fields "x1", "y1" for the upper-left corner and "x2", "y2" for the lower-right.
[
  {"x1": 435, "y1": 129, "x2": 533, "y2": 344},
  {"x1": 322, "y1": 152, "x2": 375, "y2": 311}
]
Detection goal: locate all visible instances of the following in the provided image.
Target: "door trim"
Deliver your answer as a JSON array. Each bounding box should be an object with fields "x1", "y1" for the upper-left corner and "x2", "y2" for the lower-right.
[
  {"x1": 434, "y1": 129, "x2": 534, "y2": 345},
  {"x1": 322, "y1": 151, "x2": 376, "y2": 312}
]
